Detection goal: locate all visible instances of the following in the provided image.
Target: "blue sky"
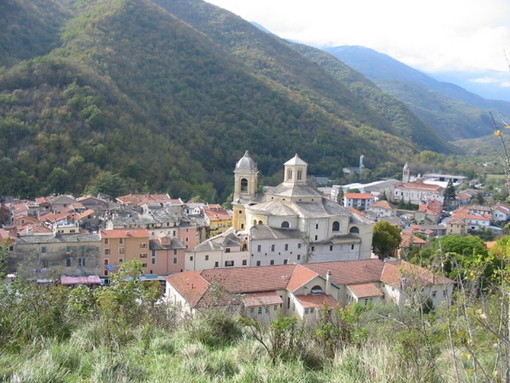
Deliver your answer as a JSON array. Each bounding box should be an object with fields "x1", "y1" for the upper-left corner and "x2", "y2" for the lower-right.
[{"x1": 207, "y1": 0, "x2": 510, "y2": 88}]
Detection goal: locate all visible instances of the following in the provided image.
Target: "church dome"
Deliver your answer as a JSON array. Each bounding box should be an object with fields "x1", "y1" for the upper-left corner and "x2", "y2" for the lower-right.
[{"x1": 235, "y1": 151, "x2": 257, "y2": 171}]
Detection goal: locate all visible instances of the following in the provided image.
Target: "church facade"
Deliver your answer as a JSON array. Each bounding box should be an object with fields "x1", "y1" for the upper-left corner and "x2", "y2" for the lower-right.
[{"x1": 186, "y1": 152, "x2": 374, "y2": 271}]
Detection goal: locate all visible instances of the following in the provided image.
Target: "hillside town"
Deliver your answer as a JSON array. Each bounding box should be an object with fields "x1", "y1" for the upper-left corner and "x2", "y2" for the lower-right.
[{"x1": 2, "y1": 152, "x2": 504, "y2": 322}]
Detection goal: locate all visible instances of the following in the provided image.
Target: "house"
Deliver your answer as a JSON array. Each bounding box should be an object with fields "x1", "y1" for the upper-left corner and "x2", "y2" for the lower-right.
[
  {"x1": 366, "y1": 200, "x2": 397, "y2": 218},
  {"x1": 100, "y1": 229, "x2": 151, "y2": 278},
  {"x1": 165, "y1": 259, "x2": 453, "y2": 323},
  {"x1": 445, "y1": 218, "x2": 467, "y2": 235},
  {"x1": 398, "y1": 229, "x2": 427, "y2": 258},
  {"x1": 12, "y1": 232, "x2": 101, "y2": 277},
  {"x1": 391, "y1": 181, "x2": 444, "y2": 205},
  {"x1": 149, "y1": 236, "x2": 187, "y2": 274},
  {"x1": 415, "y1": 200, "x2": 443, "y2": 224},
  {"x1": 492, "y1": 204, "x2": 510, "y2": 223},
  {"x1": 204, "y1": 204, "x2": 232, "y2": 237},
  {"x1": 343, "y1": 193, "x2": 375, "y2": 210},
  {"x1": 451, "y1": 206, "x2": 490, "y2": 231}
]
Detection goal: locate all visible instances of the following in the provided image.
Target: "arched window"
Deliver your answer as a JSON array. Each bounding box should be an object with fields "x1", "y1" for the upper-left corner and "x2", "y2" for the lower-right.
[
  {"x1": 311, "y1": 285, "x2": 323, "y2": 295},
  {"x1": 332, "y1": 221, "x2": 340, "y2": 232},
  {"x1": 350, "y1": 226, "x2": 360, "y2": 234},
  {"x1": 258, "y1": 220, "x2": 263, "y2": 225},
  {"x1": 240, "y1": 178, "x2": 248, "y2": 192},
  {"x1": 281, "y1": 221, "x2": 290, "y2": 228}
]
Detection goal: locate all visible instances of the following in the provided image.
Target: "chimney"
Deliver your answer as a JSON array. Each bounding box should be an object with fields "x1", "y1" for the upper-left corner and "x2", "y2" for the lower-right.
[{"x1": 325, "y1": 270, "x2": 332, "y2": 295}]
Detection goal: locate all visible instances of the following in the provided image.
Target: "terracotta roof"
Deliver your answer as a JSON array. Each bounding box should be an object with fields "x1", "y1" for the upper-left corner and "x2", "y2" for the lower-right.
[
  {"x1": 116, "y1": 194, "x2": 172, "y2": 206},
  {"x1": 396, "y1": 181, "x2": 443, "y2": 192},
  {"x1": 344, "y1": 193, "x2": 374, "y2": 200},
  {"x1": 369, "y1": 200, "x2": 396, "y2": 210},
  {"x1": 294, "y1": 294, "x2": 338, "y2": 309},
  {"x1": 287, "y1": 264, "x2": 319, "y2": 292},
  {"x1": 166, "y1": 271, "x2": 210, "y2": 308},
  {"x1": 451, "y1": 212, "x2": 490, "y2": 221},
  {"x1": 100, "y1": 229, "x2": 149, "y2": 238},
  {"x1": 73, "y1": 209, "x2": 95, "y2": 221},
  {"x1": 205, "y1": 209, "x2": 231, "y2": 221},
  {"x1": 305, "y1": 259, "x2": 385, "y2": 286},
  {"x1": 200, "y1": 264, "x2": 295, "y2": 294},
  {"x1": 242, "y1": 291, "x2": 283, "y2": 307},
  {"x1": 381, "y1": 261, "x2": 452, "y2": 288},
  {"x1": 347, "y1": 283, "x2": 383, "y2": 298}
]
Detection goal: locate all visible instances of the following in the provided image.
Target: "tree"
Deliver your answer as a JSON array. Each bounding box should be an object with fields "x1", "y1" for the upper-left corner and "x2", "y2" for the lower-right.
[
  {"x1": 372, "y1": 221, "x2": 402, "y2": 260},
  {"x1": 443, "y1": 179, "x2": 456, "y2": 201}
]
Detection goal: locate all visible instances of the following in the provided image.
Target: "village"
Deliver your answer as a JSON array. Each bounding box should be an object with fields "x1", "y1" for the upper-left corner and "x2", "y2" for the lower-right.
[{"x1": 1, "y1": 152, "x2": 506, "y2": 323}]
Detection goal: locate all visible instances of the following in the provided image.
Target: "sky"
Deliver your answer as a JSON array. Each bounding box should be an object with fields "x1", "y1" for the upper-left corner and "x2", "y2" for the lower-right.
[{"x1": 206, "y1": 0, "x2": 510, "y2": 76}]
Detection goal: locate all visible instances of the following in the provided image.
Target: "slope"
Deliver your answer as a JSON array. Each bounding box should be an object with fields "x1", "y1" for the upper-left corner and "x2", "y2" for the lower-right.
[
  {"x1": 0, "y1": 0, "x2": 447, "y2": 200},
  {"x1": 326, "y1": 46, "x2": 510, "y2": 141}
]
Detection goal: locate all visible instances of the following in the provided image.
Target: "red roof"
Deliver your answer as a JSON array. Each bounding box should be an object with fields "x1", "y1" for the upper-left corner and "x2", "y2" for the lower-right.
[
  {"x1": 166, "y1": 271, "x2": 210, "y2": 308},
  {"x1": 344, "y1": 193, "x2": 374, "y2": 200},
  {"x1": 347, "y1": 283, "x2": 383, "y2": 298},
  {"x1": 381, "y1": 260, "x2": 452, "y2": 287},
  {"x1": 287, "y1": 264, "x2": 318, "y2": 292},
  {"x1": 294, "y1": 294, "x2": 338, "y2": 309},
  {"x1": 369, "y1": 200, "x2": 396, "y2": 210},
  {"x1": 243, "y1": 291, "x2": 283, "y2": 307}
]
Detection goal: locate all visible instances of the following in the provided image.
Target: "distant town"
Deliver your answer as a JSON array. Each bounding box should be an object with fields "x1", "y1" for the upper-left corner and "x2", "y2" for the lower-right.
[{"x1": 3, "y1": 152, "x2": 505, "y2": 322}]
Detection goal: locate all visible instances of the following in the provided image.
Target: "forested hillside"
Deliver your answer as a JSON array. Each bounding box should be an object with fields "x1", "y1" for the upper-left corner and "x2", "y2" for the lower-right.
[
  {"x1": 325, "y1": 46, "x2": 510, "y2": 141},
  {"x1": 0, "y1": 0, "x2": 453, "y2": 200}
]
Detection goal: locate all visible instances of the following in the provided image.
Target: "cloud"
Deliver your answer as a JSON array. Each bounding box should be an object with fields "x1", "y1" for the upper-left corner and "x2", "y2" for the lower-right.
[{"x1": 207, "y1": 0, "x2": 510, "y2": 73}]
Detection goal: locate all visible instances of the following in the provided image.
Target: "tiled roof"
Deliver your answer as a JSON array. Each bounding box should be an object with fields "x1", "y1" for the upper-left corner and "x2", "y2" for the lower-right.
[
  {"x1": 61, "y1": 276, "x2": 101, "y2": 285},
  {"x1": 242, "y1": 291, "x2": 283, "y2": 307},
  {"x1": 294, "y1": 294, "x2": 338, "y2": 309},
  {"x1": 347, "y1": 283, "x2": 383, "y2": 298},
  {"x1": 287, "y1": 264, "x2": 319, "y2": 292},
  {"x1": 344, "y1": 193, "x2": 374, "y2": 200},
  {"x1": 369, "y1": 200, "x2": 396, "y2": 210},
  {"x1": 381, "y1": 261, "x2": 452, "y2": 287},
  {"x1": 305, "y1": 259, "x2": 384, "y2": 286},
  {"x1": 166, "y1": 271, "x2": 210, "y2": 308}
]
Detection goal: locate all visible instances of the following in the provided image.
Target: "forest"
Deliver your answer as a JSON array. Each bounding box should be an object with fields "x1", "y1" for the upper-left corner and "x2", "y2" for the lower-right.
[{"x1": 0, "y1": 0, "x2": 476, "y2": 202}]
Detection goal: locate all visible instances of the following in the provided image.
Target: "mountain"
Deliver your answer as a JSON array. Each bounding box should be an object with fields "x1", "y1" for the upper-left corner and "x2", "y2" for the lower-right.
[
  {"x1": 0, "y1": 0, "x2": 452, "y2": 200},
  {"x1": 325, "y1": 46, "x2": 510, "y2": 141}
]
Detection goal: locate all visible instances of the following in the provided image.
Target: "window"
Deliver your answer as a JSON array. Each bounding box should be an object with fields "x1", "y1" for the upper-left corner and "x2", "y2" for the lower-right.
[
  {"x1": 281, "y1": 221, "x2": 289, "y2": 228},
  {"x1": 298, "y1": 243, "x2": 301, "y2": 249},
  {"x1": 297, "y1": 170, "x2": 302, "y2": 180},
  {"x1": 119, "y1": 258, "x2": 123, "y2": 263},
  {"x1": 349, "y1": 226, "x2": 360, "y2": 234},
  {"x1": 258, "y1": 307, "x2": 263, "y2": 314},
  {"x1": 173, "y1": 249, "x2": 177, "y2": 255},
  {"x1": 311, "y1": 285, "x2": 323, "y2": 295},
  {"x1": 205, "y1": 255, "x2": 209, "y2": 261},
  {"x1": 351, "y1": 244, "x2": 355, "y2": 250},
  {"x1": 284, "y1": 244, "x2": 288, "y2": 251},
  {"x1": 330, "y1": 245, "x2": 333, "y2": 251},
  {"x1": 104, "y1": 238, "x2": 109, "y2": 245},
  {"x1": 189, "y1": 256, "x2": 194, "y2": 261},
  {"x1": 432, "y1": 290, "x2": 437, "y2": 297},
  {"x1": 242, "y1": 260, "x2": 247, "y2": 266},
  {"x1": 241, "y1": 178, "x2": 248, "y2": 192},
  {"x1": 104, "y1": 270, "x2": 109, "y2": 276},
  {"x1": 66, "y1": 258, "x2": 72, "y2": 267},
  {"x1": 287, "y1": 169, "x2": 292, "y2": 180},
  {"x1": 119, "y1": 248, "x2": 125, "y2": 254},
  {"x1": 332, "y1": 221, "x2": 340, "y2": 232},
  {"x1": 78, "y1": 258, "x2": 85, "y2": 266},
  {"x1": 256, "y1": 261, "x2": 261, "y2": 266},
  {"x1": 257, "y1": 245, "x2": 261, "y2": 252},
  {"x1": 151, "y1": 258, "x2": 156, "y2": 265},
  {"x1": 41, "y1": 246, "x2": 47, "y2": 253},
  {"x1": 311, "y1": 246, "x2": 315, "y2": 251},
  {"x1": 104, "y1": 249, "x2": 110, "y2": 255},
  {"x1": 173, "y1": 258, "x2": 177, "y2": 264},
  {"x1": 283, "y1": 259, "x2": 288, "y2": 265},
  {"x1": 271, "y1": 244, "x2": 275, "y2": 252},
  {"x1": 297, "y1": 254, "x2": 301, "y2": 260},
  {"x1": 225, "y1": 260, "x2": 234, "y2": 267},
  {"x1": 215, "y1": 261, "x2": 219, "y2": 267},
  {"x1": 119, "y1": 238, "x2": 124, "y2": 244},
  {"x1": 314, "y1": 235, "x2": 318, "y2": 240},
  {"x1": 315, "y1": 223, "x2": 319, "y2": 229},
  {"x1": 140, "y1": 243, "x2": 147, "y2": 248},
  {"x1": 140, "y1": 253, "x2": 147, "y2": 258},
  {"x1": 66, "y1": 246, "x2": 72, "y2": 253},
  {"x1": 104, "y1": 259, "x2": 109, "y2": 265},
  {"x1": 270, "y1": 260, "x2": 274, "y2": 265},
  {"x1": 141, "y1": 263, "x2": 147, "y2": 267},
  {"x1": 225, "y1": 248, "x2": 230, "y2": 253}
]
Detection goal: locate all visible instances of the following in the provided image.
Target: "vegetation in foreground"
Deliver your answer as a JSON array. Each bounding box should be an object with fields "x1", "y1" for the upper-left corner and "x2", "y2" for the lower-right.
[{"x1": 1, "y1": 240, "x2": 509, "y2": 383}]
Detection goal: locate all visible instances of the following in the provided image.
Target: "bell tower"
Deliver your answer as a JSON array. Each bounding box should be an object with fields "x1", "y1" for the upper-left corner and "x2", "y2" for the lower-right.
[
  {"x1": 402, "y1": 162, "x2": 410, "y2": 183},
  {"x1": 233, "y1": 151, "x2": 258, "y2": 230},
  {"x1": 283, "y1": 154, "x2": 308, "y2": 185}
]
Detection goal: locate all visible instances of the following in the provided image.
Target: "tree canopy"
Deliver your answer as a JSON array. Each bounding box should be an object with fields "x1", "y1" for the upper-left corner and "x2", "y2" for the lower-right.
[{"x1": 372, "y1": 221, "x2": 402, "y2": 260}]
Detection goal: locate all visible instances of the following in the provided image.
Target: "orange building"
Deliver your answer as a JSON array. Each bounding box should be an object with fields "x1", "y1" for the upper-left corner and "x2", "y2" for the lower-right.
[{"x1": 100, "y1": 229, "x2": 150, "y2": 278}]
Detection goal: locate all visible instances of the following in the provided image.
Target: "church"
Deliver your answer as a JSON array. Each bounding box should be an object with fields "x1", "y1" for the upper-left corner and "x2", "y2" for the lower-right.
[{"x1": 186, "y1": 152, "x2": 374, "y2": 271}]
